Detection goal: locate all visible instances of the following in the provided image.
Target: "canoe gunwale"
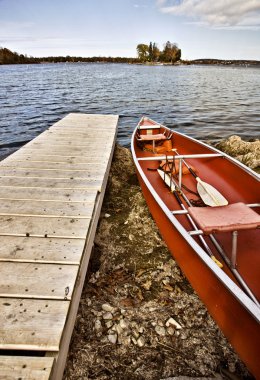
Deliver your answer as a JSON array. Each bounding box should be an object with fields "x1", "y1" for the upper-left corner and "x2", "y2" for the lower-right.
[
  {"x1": 131, "y1": 124, "x2": 260, "y2": 323},
  {"x1": 174, "y1": 129, "x2": 260, "y2": 181}
]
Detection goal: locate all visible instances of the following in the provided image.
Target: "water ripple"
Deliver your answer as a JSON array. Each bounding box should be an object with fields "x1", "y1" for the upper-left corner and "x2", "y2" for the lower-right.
[{"x1": 0, "y1": 63, "x2": 259, "y2": 158}]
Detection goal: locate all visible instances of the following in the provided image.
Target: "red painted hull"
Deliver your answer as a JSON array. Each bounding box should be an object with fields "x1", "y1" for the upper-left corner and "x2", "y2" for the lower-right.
[{"x1": 131, "y1": 117, "x2": 260, "y2": 378}]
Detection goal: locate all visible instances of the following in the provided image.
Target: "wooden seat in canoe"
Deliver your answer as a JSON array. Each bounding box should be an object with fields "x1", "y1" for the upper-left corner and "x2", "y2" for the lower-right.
[
  {"x1": 188, "y1": 203, "x2": 260, "y2": 270},
  {"x1": 137, "y1": 133, "x2": 167, "y2": 141},
  {"x1": 136, "y1": 129, "x2": 173, "y2": 153},
  {"x1": 188, "y1": 203, "x2": 260, "y2": 234}
]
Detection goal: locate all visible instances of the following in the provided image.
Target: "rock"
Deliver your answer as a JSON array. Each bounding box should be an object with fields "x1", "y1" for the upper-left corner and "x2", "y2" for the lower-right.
[
  {"x1": 119, "y1": 335, "x2": 131, "y2": 346},
  {"x1": 104, "y1": 213, "x2": 111, "y2": 218},
  {"x1": 132, "y1": 329, "x2": 139, "y2": 339},
  {"x1": 166, "y1": 317, "x2": 182, "y2": 330},
  {"x1": 102, "y1": 303, "x2": 114, "y2": 312},
  {"x1": 103, "y1": 312, "x2": 113, "y2": 320},
  {"x1": 131, "y1": 337, "x2": 137, "y2": 345},
  {"x1": 106, "y1": 320, "x2": 113, "y2": 328},
  {"x1": 216, "y1": 135, "x2": 260, "y2": 170},
  {"x1": 167, "y1": 326, "x2": 175, "y2": 336},
  {"x1": 119, "y1": 318, "x2": 128, "y2": 329},
  {"x1": 142, "y1": 279, "x2": 152, "y2": 290},
  {"x1": 155, "y1": 325, "x2": 166, "y2": 336},
  {"x1": 108, "y1": 333, "x2": 117, "y2": 344},
  {"x1": 114, "y1": 323, "x2": 123, "y2": 335},
  {"x1": 137, "y1": 336, "x2": 145, "y2": 347},
  {"x1": 94, "y1": 320, "x2": 102, "y2": 331}
]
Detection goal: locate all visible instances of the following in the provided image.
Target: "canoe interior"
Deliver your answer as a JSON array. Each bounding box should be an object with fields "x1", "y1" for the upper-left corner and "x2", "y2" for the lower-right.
[{"x1": 134, "y1": 120, "x2": 260, "y2": 301}]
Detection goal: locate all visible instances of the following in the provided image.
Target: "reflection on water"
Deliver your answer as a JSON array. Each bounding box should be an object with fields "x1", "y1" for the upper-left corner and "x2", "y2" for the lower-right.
[{"x1": 0, "y1": 63, "x2": 259, "y2": 159}]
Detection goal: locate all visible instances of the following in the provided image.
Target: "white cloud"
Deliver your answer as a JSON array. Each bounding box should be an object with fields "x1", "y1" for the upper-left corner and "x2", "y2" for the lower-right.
[{"x1": 156, "y1": 0, "x2": 260, "y2": 29}]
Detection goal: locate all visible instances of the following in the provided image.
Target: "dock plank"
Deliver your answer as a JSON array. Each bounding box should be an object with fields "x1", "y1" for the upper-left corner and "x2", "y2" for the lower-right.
[
  {"x1": 0, "y1": 167, "x2": 104, "y2": 179},
  {"x1": 4, "y1": 153, "x2": 107, "y2": 164},
  {"x1": 0, "y1": 177, "x2": 103, "y2": 190},
  {"x1": 53, "y1": 113, "x2": 118, "y2": 127},
  {"x1": 0, "y1": 356, "x2": 54, "y2": 380},
  {"x1": 0, "y1": 199, "x2": 95, "y2": 218},
  {"x1": 0, "y1": 235, "x2": 85, "y2": 264},
  {"x1": 0, "y1": 215, "x2": 90, "y2": 238},
  {"x1": 43, "y1": 130, "x2": 115, "y2": 138},
  {"x1": 0, "y1": 160, "x2": 106, "y2": 171},
  {"x1": 0, "y1": 262, "x2": 78, "y2": 300},
  {"x1": 0, "y1": 187, "x2": 98, "y2": 202},
  {"x1": 0, "y1": 298, "x2": 69, "y2": 351}
]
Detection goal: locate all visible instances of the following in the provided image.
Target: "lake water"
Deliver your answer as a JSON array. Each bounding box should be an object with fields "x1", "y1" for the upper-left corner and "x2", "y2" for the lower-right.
[{"x1": 0, "y1": 63, "x2": 259, "y2": 159}]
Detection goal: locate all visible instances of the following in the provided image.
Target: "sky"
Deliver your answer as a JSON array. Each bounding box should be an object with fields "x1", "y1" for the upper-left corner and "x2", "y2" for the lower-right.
[{"x1": 0, "y1": 0, "x2": 260, "y2": 60}]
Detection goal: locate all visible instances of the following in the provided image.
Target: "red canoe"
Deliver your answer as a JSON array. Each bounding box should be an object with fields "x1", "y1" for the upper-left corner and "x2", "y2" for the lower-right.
[{"x1": 131, "y1": 116, "x2": 260, "y2": 378}]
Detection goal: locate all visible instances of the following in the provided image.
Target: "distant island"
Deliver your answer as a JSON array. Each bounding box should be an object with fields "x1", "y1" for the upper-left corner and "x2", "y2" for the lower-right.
[{"x1": 1, "y1": 46, "x2": 259, "y2": 67}]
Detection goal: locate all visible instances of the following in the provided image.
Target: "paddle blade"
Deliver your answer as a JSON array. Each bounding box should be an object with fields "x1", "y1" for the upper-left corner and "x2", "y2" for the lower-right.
[
  {"x1": 157, "y1": 169, "x2": 176, "y2": 192},
  {"x1": 197, "y1": 178, "x2": 228, "y2": 207}
]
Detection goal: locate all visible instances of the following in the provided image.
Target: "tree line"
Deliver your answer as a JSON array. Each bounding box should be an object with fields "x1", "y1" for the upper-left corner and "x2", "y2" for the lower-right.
[
  {"x1": 136, "y1": 41, "x2": 181, "y2": 63},
  {"x1": 0, "y1": 47, "x2": 37, "y2": 64},
  {"x1": 0, "y1": 47, "x2": 140, "y2": 65},
  {"x1": 0, "y1": 44, "x2": 181, "y2": 65}
]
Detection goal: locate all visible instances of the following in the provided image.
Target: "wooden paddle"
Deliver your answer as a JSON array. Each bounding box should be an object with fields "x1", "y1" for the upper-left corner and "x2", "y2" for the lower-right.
[
  {"x1": 158, "y1": 169, "x2": 223, "y2": 268},
  {"x1": 172, "y1": 149, "x2": 228, "y2": 207}
]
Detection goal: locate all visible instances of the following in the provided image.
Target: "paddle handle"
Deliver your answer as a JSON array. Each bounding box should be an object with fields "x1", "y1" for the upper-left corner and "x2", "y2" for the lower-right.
[
  {"x1": 173, "y1": 190, "x2": 182, "y2": 206},
  {"x1": 188, "y1": 167, "x2": 197, "y2": 179}
]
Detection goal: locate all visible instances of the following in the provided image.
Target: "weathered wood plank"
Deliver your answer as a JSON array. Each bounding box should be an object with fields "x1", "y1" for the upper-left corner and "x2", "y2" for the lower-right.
[
  {"x1": 43, "y1": 129, "x2": 115, "y2": 137},
  {"x1": 0, "y1": 199, "x2": 95, "y2": 218},
  {"x1": 26, "y1": 140, "x2": 112, "y2": 148},
  {"x1": 0, "y1": 215, "x2": 90, "y2": 238},
  {"x1": 0, "y1": 298, "x2": 69, "y2": 351},
  {"x1": 4, "y1": 153, "x2": 107, "y2": 164},
  {"x1": 0, "y1": 187, "x2": 97, "y2": 202},
  {"x1": 30, "y1": 133, "x2": 115, "y2": 143},
  {"x1": 0, "y1": 176, "x2": 103, "y2": 190},
  {"x1": 0, "y1": 235, "x2": 85, "y2": 264},
  {"x1": 53, "y1": 113, "x2": 118, "y2": 128},
  {"x1": 0, "y1": 262, "x2": 78, "y2": 300},
  {"x1": 19, "y1": 145, "x2": 109, "y2": 155},
  {"x1": 0, "y1": 160, "x2": 106, "y2": 171},
  {"x1": 0, "y1": 356, "x2": 54, "y2": 380},
  {"x1": 0, "y1": 167, "x2": 105, "y2": 179}
]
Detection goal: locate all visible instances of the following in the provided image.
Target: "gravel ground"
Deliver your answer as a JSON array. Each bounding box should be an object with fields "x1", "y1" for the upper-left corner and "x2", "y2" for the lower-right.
[{"x1": 63, "y1": 142, "x2": 257, "y2": 380}]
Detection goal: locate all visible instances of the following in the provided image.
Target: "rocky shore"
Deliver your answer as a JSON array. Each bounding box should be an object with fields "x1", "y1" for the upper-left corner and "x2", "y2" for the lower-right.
[{"x1": 64, "y1": 137, "x2": 259, "y2": 380}]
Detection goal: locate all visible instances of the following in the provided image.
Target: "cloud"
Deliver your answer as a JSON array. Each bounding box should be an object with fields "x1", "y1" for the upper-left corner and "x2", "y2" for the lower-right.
[
  {"x1": 156, "y1": 0, "x2": 260, "y2": 29},
  {"x1": 134, "y1": 3, "x2": 148, "y2": 8}
]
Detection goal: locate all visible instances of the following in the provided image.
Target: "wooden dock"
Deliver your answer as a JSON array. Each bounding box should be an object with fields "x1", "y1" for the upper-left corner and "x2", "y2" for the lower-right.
[{"x1": 0, "y1": 113, "x2": 118, "y2": 379}]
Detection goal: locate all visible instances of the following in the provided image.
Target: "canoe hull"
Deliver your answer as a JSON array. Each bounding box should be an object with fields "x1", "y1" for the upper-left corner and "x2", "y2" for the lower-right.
[
  {"x1": 132, "y1": 117, "x2": 260, "y2": 378},
  {"x1": 136, "y1": 169, "x2": 260, "y2": 377}
]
